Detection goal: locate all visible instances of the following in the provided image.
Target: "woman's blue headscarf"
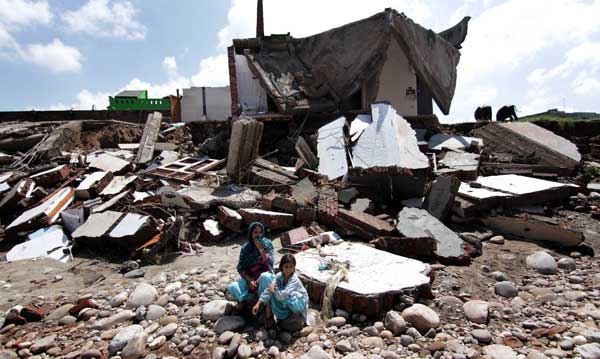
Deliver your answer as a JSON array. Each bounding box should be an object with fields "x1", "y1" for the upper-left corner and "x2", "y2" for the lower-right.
[{"x1": 236, "y1": 221, "x2": 275, "y2": 275}]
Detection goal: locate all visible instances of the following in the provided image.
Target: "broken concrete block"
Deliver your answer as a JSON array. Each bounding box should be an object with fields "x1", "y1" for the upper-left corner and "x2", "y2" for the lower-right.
[
  {"x1": 338, "y1": 187, "x2": 359, "y2": 206},
  {"x1": 337, "y1": 208, "x2": 395, "y2": 238},
  {"x1": 89, "y1": 153, "x2": 131, "y2": 174},
  {"x1": 482, "y1": 215, "x2": 584, "y2": 248},
  {"x1": 291, "y1": 178, "x2": 318, "y2": 206},
  {"x1": 177, "y1": 186, "x2": 262, "y2": 210},
  {"x1": 281, "y1": 228, "x2": 340, "y2": 249},
  {"x1": 76, "y1": 172, "x2": 114, "y2": 200},
  {"x1": 271, "y1": 195, "x2": 299, "y2": 214},
  {"x1": 295, "y1": 242, "x2": 432, "y2": 317},
  {"x1": 280, "y1": 227, "x2": 311, "y2": 248},
  {"x1": 350, "y1": 198, "x2": 374, "y2": 214},
  {"x1": 92, "y1": 190, "x2": 131, "y2": 214},
  {"x1": 371, "y1": 236, "x2": 436, "y2": 259},
  {"x1": 352, "y1": 103, "x2": 429, "y2": 170},
  {"x1": 317, "y1": 117, "x2": 348, "y2": 180},
  {"x1": 502, "y1": 122, "x2": 581, "y2": 162},
  {"x1": 437, "y1": 152, "x2": 480, "y2": 180},
  {"x1": 201, "y1": 219, "x2": 224, "y2": 241},
  {"x1": 428, "y1": 134, "x2": 483, "y2": 152},
  {"x1": 248, "y1": 159, "x2": 298, "y2": 191},
  {"x1": 348, "y1": 166, "x2": 428, "y2": 202},
  {"x1": 227, "y1": 117, "x2": 263, "y2": 182},
  {"x1": 135, "y1": 112, "x2": 163, "y2": 164},
  {"x1": 238, "y1": 208, "x2": 295, "y2": 230},
  {"x1": 295, "y1": 136, "x2": 318, "y2": 170},
  {"x1": 109, "y1": 213, "x2": 155, "y2": 249},
  {"x1": 7, "y1": 187, "x2": 75, "y2": 231},
  {"x1": 422, "y1": 175, "x2": 461, "y2": 220},
  {"x1": 30, "y1": 165, "x2": 70, "y2": 186},
  {"x1": 72, "y1": 211, "x2": 124, "y2": 246},
  {"x1": 0, "y1": 178, "x2": 34, "y2": 212},
  {"x1": 296, "y1": 207, "x2": 318, "y2": 226},
  {"x1": 217, "y1": 206, "x2": 243, "y2": 232},
  {"x1": 37, "y1": 122, "x2": 82, "y2": 160},
  {"x1": 6, "y1": 225, "x2": 70, "y2": 263},
  {"x1": 349, "y1": 114, "x2": 372, "y2": 142},
  {"x1": 397, "y1": 208, "x2": 469, "y2": 263},
  {"x1": 100, "y1": 176, "x2": 137, "y2": 196}
]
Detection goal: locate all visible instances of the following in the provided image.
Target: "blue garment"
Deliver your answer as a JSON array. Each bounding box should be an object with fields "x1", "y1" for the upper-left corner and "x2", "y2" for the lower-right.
[
  {"x1": 236, "y1": 222, "x2": 275, "y2": 275},
  {"x1": 228, "y1": 272, "x2": 275, "y2": 302},
  {"x1": 258, "y1": 272, "x2": 309, "y2": 321}
]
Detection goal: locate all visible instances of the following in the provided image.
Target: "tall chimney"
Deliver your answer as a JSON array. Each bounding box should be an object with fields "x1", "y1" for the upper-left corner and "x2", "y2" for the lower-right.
[{"x1": 256, "y1": 0, "x2": 264, "y2": 38}]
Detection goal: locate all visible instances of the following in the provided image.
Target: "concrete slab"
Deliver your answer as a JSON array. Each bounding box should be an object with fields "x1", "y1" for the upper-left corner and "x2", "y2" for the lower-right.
[
  {"x1": 428, "y1": 134, "x2": 483, "y2": 151},
  {"x1": 76, "y1": 172, "x2": 113, "y2": 200},
  {"x1": 92, "y1": 190, "x2": 131, "y2": 213},
  {"x1": 135, "y1": 112, "x2": 163, "y2": 164},
  {"x1": 352, "y1": 103, "x2": 429, "y2": 170},
  {"x1": 397, "y1": 207, "x2": 469, "y2": 263},
  {"x1": 422, "y1": 175, "x2": 460, "y2": 220},
  {"x1": 176, "y1": 186, "x2": 262, "y2": 210},
  {"x1": 475, "y1": 174, "x2": 576, "y2": 195},
  {"x1": 100, "y1": 176, "x2": 137, "y2": 196},
  {"x1": 291, "y1": 178, "x2": 318, "y2": 205},
  {"x1": 317, "y1": 117, "x2": 348, "y2": 180},
  {"x1": 89, "y1": 153, "x2": 131, "y2": 174},
  {"x1": 7, "y1": 187, "x2": 74, "y2": 231},
  {"x1": 501, "y1": 122, "x2": 581, "y2": 162},
  {"x1": 72, "y1": 211, "x2": 123, "y2": 240},
  {"x1": 109, "y1": 213, "x2": 151, "y2": 238},
  {"x1": 238, "y1": 208, "x2": 295, "y2": 230},
  {"x1": 349, "y1": 114, "x2": 372, "y2": 142},
  {"x1": 438, "y1": 152, "x2": 480, "y2": 180},
  {"x1": 6, "y1": 226, "x2": 70, "y2": 263}
]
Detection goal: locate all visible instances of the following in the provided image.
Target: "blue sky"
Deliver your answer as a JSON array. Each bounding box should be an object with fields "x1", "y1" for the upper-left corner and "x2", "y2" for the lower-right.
[{"x1": 1, "y1": 0, "x2": 600, "y2": 123}]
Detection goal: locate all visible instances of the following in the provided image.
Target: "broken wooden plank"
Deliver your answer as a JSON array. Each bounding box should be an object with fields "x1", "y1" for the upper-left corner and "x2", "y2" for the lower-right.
[
  {"x1": 295, "y1": 136, "x2": 318, "y2": 170},
  {"x1": 135, "y1": 112, "x2": 163, "y2": 164}
]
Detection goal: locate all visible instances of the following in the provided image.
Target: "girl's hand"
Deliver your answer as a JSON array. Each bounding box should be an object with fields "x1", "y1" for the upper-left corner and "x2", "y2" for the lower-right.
[
  {"x1": 252, "y1": 302, "x2": 260, "y2": 316},
  {"x1": 269, "y1": 283, "x2": 276, "y2": 294},
  {"x1": 249, "y1": 280, "x2": 258, "y2": 291}
]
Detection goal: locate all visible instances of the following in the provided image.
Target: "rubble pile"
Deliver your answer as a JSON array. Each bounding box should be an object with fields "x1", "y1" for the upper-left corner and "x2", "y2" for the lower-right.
[{"x1": 1, "y1": 104, "x2": 600, "y2": 359}]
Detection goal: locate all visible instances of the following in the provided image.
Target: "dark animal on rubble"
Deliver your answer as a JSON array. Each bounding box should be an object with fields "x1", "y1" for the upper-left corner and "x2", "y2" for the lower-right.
[
  {"x1": 496, "y1": 105, "x2": 518, "y2": 122},
  {"x1": 474, "y1": 106, "x2": 492, "y2": 122}
]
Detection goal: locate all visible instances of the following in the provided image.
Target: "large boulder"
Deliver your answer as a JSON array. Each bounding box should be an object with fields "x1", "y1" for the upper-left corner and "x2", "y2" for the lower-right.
[
  {"x1": 494, "y1": 281, "x2": 518, "y2": 298},
  {"x1": 401, "y1": 304, "x2": 440, "y2": 332},
  {"x1": 214, "y1": 316, "x2": 246, "y2": 334},
  {"x1": 126, "y1": 284, "x2": 158, "y2": 309},
  {"x1": 202, "y1": 300, "x2": 234, "y2": 322},
  {"x1": 526, "y1": 251, "x2": 558, "y2": 275},
  {"x1": 384, "y1": 310, "x2": 406, "y2": 335},
  {"x1": 109, "y1": 325, "x2": 144, "y2": 354},
  {"x1": 463, "y1": 300, "x2": 489, "y2": 324}
]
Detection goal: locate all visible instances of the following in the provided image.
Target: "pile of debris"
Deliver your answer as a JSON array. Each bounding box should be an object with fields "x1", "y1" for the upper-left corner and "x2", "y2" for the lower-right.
[{"x1": 1, "y1": 103, "x2": 599, "y2": 318}]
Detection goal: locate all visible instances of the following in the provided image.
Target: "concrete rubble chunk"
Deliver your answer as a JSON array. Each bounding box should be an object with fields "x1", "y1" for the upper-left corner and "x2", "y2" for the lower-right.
[
  {"x1": 0, "y1": 178, "x2": 35, "y2": 212},
  {"x1": 248, "y1": 158, "x2": 298, "y2": 190},
  {"x1": 352, "y1": 103, "x2": 429, "y2": 170},
  {"x1": 202, "y1": 219, "x2": 224, "y2": 241},
  {"x1": 239, "y1": 208, "x2": 295, "y2": 230},
  {"x1": 7, "y1": 187, "x2": 74, "y2": 231},
  {"x1": 217, "y1": 205, "x2": 243, "y2": 232},
  {"x1": 92, "y1": 190, "x2": 130, "y2": 213},
  {"x1": 6, "y1": 225, "x2": 70, "y2": 263},
  {"x1": 502, "y1": 122, "x2": 581, "y2": 162},
  {"x1": 428, "y1": 134, "x2": 483, "y2": 152},
  {"x1": 172, "y1": 185, "x2": 261, "y2": 210},
  {"x1": 100, "y1": 175, "x2": 137, "y2": 196},
  {"x1": 36, "y1": 122, "x2": 82, "y2": 160},
  {"x1": 437, "y1": 152, "x2": 480, "y2": 180},
  {"x1": 227, "y1": 117, "x2": 263, "y2": 182},
  {"x1": 135, "y1": 112, "x2": 163, "y2": 164},
  {"x1": 89, "y1": 153, "x2": 131, "y2": 174},
  {"x1": 295, "y1": 242, "x2": 431, "y2": 317},
  {"x1": 397, "y1": 208, "x2": 469, "y2": 263},
  {"x1": 421, "y1": 175, "x2": 460, "y2": 220},
  {"x1": 291, "y1": 177, "x2": 318, "y2": 205},
  {"x1": 71, "y1": 211, "x2": 123, "y2": 244},
  {"x1": 317, "y1": 117, "x2": 348, "y2": 180},
  {"x1": 75, "y1": 171, "x2": 114, "y2": 199},
  {"x1": 336, "y1": 208, "x2": 395, "y2": 239}
]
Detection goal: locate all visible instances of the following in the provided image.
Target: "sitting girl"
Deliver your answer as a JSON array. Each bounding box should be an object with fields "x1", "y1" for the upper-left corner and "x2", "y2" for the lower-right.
[{"x1": 252, "y1": 254, "x2": 309, "y2": 332}]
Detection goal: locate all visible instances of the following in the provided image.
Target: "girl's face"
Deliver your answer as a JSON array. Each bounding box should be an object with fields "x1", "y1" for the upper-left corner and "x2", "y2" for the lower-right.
[
  {"x1": 282, "y1": 262, "x2": 295, "y2": 277},
  {"x1": 252, "y1": 226, "x2": 263, "y2": 240}
]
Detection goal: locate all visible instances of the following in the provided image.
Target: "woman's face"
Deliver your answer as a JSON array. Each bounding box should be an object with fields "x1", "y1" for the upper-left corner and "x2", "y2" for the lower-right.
[
  {"x1": 282, "y1": 262, "x2": 295, "y2": 277},
  {"x1": 252, "y1": 225, "x2": 263, "y2": 240}
]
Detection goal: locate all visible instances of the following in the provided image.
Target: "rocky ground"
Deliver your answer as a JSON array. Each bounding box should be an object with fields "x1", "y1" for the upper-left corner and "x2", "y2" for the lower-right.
[{"x1": 1, "y1": 231, "x2": 600, "y2": 359}]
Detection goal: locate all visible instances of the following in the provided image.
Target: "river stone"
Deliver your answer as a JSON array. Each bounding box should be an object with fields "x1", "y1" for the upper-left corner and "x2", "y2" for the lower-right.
[
  {"x1": 145, "y1": 305, "x2": 166, "y2": 321},
  {"x1": 30, "y1": 334, "x2": 56, "y2": 354},
  {"x1": 526, "y1": 251, "x2": 558, "y2": 275},
  {"x1": 384, "y1": 310, "x2": 406, "y2": 335},
  {"x1": 401, "y1": 304, "x2": 440, "y2": 332},
  {"x1": 109, "y1": 325, "x2": 144, "y2": 354},
  {"x1": 202, "y1": 300, "x2": 233, "y2": 322},
  {"x1": 558, "y1": 257, "x2": 577, "y2": 272},
  {"x1": 299, "y1": 346, "x2": 332, "y2": 359},
  {"x1": 121, "y1": 332, "x2": 147, "y2": 359},
  {"x1": 237, "y1": 344, "x2": 252, "y2": 359},
  {"x1": 156, "y1": 323, "x2": 177, "y2": 337},
  {"x1": 471, "y1": 329, "x2": 492, "y2": 344},
  {"x1": 463, "y1": 300, "x2": 489, "y2": 324},
  {"x1": 126, "y1": 284, "x2": 158, "y2": 309},
  {"x1": 482, "y1": 344, "x2": 517, "y2": 359},
  {"x1": 214, "y1": 316, "x2": 245, "y2": 334},
  {"x1": 494, "y1": 281, "x2": 519, "y2": 298},
  {"x1": 577, "y1": 344, "x2": 600, "y2": 359}
]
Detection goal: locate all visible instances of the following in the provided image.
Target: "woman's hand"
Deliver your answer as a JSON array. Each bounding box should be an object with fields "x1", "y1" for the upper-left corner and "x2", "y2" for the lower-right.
[
  {"x1": 248, "y1": 280, "x2": 258, "y2": 291},
  {"x1": 252, "y1": 302, "x2": 261, "y2": 316},
  {"x1": 269, "y1": 282, "x2": 276, "y2": 294}
]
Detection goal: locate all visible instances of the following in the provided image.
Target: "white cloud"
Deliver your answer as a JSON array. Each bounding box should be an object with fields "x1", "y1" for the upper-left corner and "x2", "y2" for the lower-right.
[
  {"x1": 0, "y1": 0, "x2": 52, "y2": 28},
  {"x1": 42, "y1": 89, "x2": 111, "y2": 110},
  {"x1": 62, "y1": 0, "x2": 146, "y2": 40},
  {"x1": 162, "y1": 56, "x2": 178, "y2": 79},
  {"x1": 18, "y1": 38, "x2": 82, "y2": 73},
  {"x1": 574, "y1": 77, "x2": 600, "y2": 96},
  {"x1": 191, "y1": 54, "x2": 229, "y2": 87}
]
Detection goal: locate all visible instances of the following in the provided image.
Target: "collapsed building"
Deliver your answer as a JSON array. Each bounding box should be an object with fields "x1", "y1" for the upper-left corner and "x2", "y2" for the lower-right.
[{"x1": 0, "y1": 1, "x2": 599, "y2": 329}]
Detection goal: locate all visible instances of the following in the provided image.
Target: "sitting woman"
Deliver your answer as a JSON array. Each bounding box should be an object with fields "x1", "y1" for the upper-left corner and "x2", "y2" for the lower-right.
[
  {"x1": 227, "y1": 222, "x2": 275, "y2": 309},
  {"x1": 252, "y1": 254, "x2": 309, "y2": 332}
]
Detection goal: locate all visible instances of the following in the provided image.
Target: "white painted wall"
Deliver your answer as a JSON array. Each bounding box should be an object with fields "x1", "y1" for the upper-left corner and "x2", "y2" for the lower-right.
[
  {"x1": 376, "y1": 40, "x2": 418, "y2": 117},
  {"x1": 181, "y1": 86, "x2": 232, "y2": 122},
  {"x1": 235, "y1": 55, "x2": 268, "y2": 114}
]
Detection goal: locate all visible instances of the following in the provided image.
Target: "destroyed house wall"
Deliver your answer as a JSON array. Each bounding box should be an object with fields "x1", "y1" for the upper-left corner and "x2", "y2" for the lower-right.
[
  {"x1": 375, "y1": 39, "x2": 417, "y2": 116},
  {"x1": 234, "y1": 55, "x2": 268, "y2": 114},
  {"x1": 181, "y1": 87, "x2": 232, "y2": 122}
]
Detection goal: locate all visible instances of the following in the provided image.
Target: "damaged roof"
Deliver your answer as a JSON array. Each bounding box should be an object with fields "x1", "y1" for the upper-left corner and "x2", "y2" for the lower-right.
[{"x1": 234, "y1": 9, "x2": 468, "y2": 115}]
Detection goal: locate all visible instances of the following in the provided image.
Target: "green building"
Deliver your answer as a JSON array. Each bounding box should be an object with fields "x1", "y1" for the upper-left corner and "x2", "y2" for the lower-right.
[{"x1": 108, "y1": 90, "x2": 171, "y2": 111}]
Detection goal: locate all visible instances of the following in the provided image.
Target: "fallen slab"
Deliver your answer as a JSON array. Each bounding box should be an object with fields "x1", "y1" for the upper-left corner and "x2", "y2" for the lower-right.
[
  {"x1": 428, "y1": 134, "x2": 483, "y2": 152},
  {"x1": 170, "y1": 185, "x2": 261, "y2": 210},
  {"x1": 482, "y1": 215, "x2": 584, "y2": 248},
  {"x1": 30, "y1": 165, "x2": 70, "y2": 187},
  {"x1": 217, "y1": 206, "x2": 243, "y2": 232},
  {"x1": 238, "y1": 208, "x2": 295, "y2": 230},
  {"x1": 336, "y1": 208, "x2": 395, "y2": 240},
  {"x1": 36, "y1": 122, "x2": 82, "y2": 160},
  {"x1": 472, "y1": 122, "x2": 580, "y2": 175},
  {"x1": 422, "y1": 175, "x2": 461, "y2": 220},
  {"x1": 227, "y1": 117, "x2": 263, "y2": 182},
  {"x1": 437, "y1": 152, "x2": 480, "y2": 180},
  {"x1": 371, "y1": 236, "x2": 437, "y2": 259},
  {"x1": 295, "y1": 242, "x2": 432, "y2": 317},
  {"x1": 317, "y1": 117, "x2": 348, "y2": 180},
  {"x1": 72, "y1": 211, "x2": 124, "y2": 247},
  {"x1": 92, "y1": 190, "x2": 131, "y2": 213},
  {"x1": 7, "y1": 187, "x2": 75, "y2": 231},
  {"x1": 135, "y1": 112, "x2": 163, "y2": 164},
  {"x1": 6, "y1": 225, "x2": 70, "y2": 263},
  {"x1": 248, "y1": 159, "x2": 298, "y2": 192},
  {"x1": 100, "y1": 175, "x2": 137, "y2": 196},
  {"x1": 76, "y1": 172, "x2": 114, "y2": 200},
  {"x1": 108, "y1": 213, "x2": 155, "y2": 249},
  {"x1": 397, "y1": 207, "x2": 470, "y2": 263},
  {"x1": 89, "y1": 153, "x2": 131, "y2": 174}
]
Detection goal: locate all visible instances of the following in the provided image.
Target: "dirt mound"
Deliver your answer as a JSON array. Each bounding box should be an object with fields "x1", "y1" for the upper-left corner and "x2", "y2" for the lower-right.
[{"x1": 80, "y1": 124, "x2": 143, "y2": 150}]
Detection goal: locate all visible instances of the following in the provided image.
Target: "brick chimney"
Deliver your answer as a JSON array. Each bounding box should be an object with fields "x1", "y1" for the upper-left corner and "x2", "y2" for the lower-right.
[{"x1": 256, "y1": 0, "x2": 264, "y2": 38}]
